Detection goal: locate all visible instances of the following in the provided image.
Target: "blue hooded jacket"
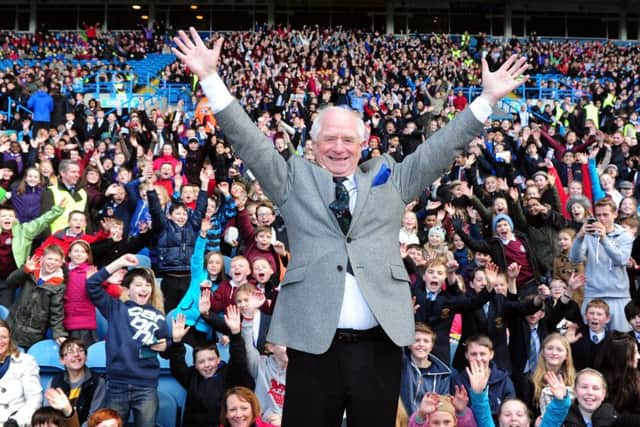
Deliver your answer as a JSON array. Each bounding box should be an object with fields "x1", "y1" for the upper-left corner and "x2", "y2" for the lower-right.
[
  {"x1": 27, "y1": 90, "x2": 53, "y2": 122},
  {"x1": 399, "y1": 347, "x2": 451, "y2": 414}
]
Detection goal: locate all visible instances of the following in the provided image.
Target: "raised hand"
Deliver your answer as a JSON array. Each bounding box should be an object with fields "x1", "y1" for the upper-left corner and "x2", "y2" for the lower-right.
[
  {"x1": 545, "y1": 371, "x2": 567, "y2": 400},
  {"x1": 564, "y1": 321, "x2": 583, "y2": 344},
  {"x1": 217, "y1": 181, "x2": 230, "y2": 196},
  {"x1": 172, "y1": 28, "x2": 223, "y2": 80},
  {"x1": 45, "y1": 388, "x2": 73, "y2": 417},
  {"x1": 172, "y1": 313, "x2": 191, "y2": 343},
  {"x1": 466, "y1": 359, "x2": 490, "y2": 393},
  {"x1": 452, "y1": 385, "x2": 470, "y2": 413},
  {"x1": 200, "y1": 217, "x2": 212, "y2": 235},
  {"x1": 417, "y1": 393, "x2": 440, "y2": 418},
  {"x1": 25, "y1": 255, "x2": 40, "y2": 271},
  {"x1": 506, "y1": 262, "x2": 521, "y2": 279},
  {"x1": 273, "y1": 241, "x2": 287, "y2": 257},
  {"x1": 480, "y1": 55, "x2": 530, "y2": 105},
  {"x1": 485, "y1": 261, "x2": 499, "y2": 284},
  {"x1": 199, "y1": 288, "x2": 212, "y2": 316},
  {"x1": 567, "y1": 272, "x2": 587, "y2": 291},
  {"x1": 116, "y1": 254, "x2": 138, "y2": 269},
  {"x1": 225, "y1": 305, "x2": 241, "y2": 335}
]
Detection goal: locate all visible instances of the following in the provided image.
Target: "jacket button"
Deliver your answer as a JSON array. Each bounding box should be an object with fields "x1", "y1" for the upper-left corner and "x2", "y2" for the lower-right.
[
  {"x1": 337, "y1": 265, "x2": 344, "y2": 272},
  {"x1": 346, "y1": 237, "x2": 352, "y2": 243}
]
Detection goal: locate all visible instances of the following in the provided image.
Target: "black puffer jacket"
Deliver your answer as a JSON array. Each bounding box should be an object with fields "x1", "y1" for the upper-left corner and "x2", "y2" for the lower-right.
[{"x1": 563, "y1": 401, "x2": 640, "y2": 427}]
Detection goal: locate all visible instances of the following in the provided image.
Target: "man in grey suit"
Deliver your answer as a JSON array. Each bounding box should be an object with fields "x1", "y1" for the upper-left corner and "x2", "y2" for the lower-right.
[{"x1": 172, "y1": 28, "x2": 529, "y2": 426}]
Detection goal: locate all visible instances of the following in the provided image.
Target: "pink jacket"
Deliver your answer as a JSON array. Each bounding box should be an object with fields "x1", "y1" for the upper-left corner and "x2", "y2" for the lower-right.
[{"x1": 63, "y1": 262, "x2": 97, "y2": 330}]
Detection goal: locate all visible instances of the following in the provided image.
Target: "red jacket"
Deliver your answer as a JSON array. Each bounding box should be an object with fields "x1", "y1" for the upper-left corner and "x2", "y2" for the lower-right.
[{"x1": 34, "y1": 228, "x2": 109, "y2": 257}]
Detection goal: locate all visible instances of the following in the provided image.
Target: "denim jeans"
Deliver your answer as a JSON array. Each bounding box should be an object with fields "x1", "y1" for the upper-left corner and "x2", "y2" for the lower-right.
[{"x1": 105, "y1": 381, "x2": 158, "y2": 427}]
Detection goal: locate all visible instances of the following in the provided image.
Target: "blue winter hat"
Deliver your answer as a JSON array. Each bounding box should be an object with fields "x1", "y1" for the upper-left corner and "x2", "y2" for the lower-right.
[{"x1": 492, "y1": 214, "x2": 514, "y2": 233}]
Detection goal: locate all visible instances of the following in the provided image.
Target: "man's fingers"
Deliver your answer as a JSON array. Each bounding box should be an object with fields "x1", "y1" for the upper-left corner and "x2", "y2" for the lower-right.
[
  {"x1": 172, "y1": 36, "x2": 190, "y2": 56},
  {"x1": 481, "y1": 57, "x2": 489, "y2": 77},
  {"x1": 497, "y1": 54, "x2": 517, "y2": 73},
  {"x1": 512, "y1": 61, "x2": 531, "y2": 78},
  {"x1": 179, "y1": 28, "x2": 196, "y2": 49},
  {"x1": 190, "y1": 27, "x2": 206, "y2": 48},
  {"x1": 171, "y1": 47, "x2": 186, "y2": 61}
]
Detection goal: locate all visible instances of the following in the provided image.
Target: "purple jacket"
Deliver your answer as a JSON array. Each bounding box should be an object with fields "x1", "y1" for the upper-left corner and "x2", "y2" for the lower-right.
[{"x1": 11, "y1": 185, "x2": 43, "y2": 223}]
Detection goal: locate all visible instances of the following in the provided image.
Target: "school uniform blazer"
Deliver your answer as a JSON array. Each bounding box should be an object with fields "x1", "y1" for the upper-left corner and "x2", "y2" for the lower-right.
[{"x1": 216, "y1": 100, "x2": 483, "y2": 354}]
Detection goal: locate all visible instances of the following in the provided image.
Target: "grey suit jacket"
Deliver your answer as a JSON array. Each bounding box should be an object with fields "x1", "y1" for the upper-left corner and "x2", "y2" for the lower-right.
[{"x1": 216, "y1": 101, "x2": 483, "y2": 354}]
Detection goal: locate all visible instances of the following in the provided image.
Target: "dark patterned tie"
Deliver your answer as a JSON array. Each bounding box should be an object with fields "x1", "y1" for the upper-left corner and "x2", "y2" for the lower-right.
[{"x1": 330, "y1": 177, "x2": 351, "y2": 234}]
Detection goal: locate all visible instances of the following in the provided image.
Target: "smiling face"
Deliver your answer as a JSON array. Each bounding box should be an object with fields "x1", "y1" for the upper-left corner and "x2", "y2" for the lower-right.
[
  {"x1": 498, "y1": 400, "x2": 529, "y2": 427},
  {"x1": 230, "y1": 258, "x2": 251, "y2": 285},
  {"x1": 312, "y1": 109, "x2": 362, "y2": 177},
  {"x1": 225, "y1": 394, "x2": 254, "y2": 427},
  {"x1": 194, "y1": 348, "x2": 220, "y2": 379},
  {"x1": 575, "y1": 372, "x2": 606, "y2": 414},
  {"x1": 24, "y1": 168, "x2": 41, "y2": 187},
  {"x1": 255, "y1": 231, "x2": 272, "y2": 251},
  {"x1": 128, "y1": 276, "x2": 153, "y2": 305},
  {"x1": 495, "y1": 219, "x2": 513, "y2": 240},
  {"x1": 409, "y1": 330, "x2": 434, "y2": 362},
  {"x1": 402, "y1": 211, "x2": 417, "y2": 231},
  {"x1": 68, "y1": 243, "x2": 89, "y2": 265},
  {"x1": 542, "y1": 337, "x2": 568, "y2": 370},
  {"x1": 170, "y1": 206, "x2": 188, "y2": 227},
  {"x1": 60, "y1": 343, "x2": 87, "y2": 373}
]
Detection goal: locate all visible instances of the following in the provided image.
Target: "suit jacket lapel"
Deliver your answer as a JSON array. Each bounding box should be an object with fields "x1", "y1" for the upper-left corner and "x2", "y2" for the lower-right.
[{"x1": 310, "y1": 164, "x2": 343, "y2": 231}]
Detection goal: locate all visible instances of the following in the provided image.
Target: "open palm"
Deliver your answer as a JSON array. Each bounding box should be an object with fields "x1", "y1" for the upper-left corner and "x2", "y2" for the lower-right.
[
  {"x1": 172, "y1": 27, "x2": 223, "y2": 80},
  {"x1": 481, "y1": 55, "x2": 530, "y2": 105}
]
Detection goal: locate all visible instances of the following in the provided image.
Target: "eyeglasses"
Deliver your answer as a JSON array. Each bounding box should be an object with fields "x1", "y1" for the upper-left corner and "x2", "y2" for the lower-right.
[{"x1": 63, "y1": 348, "x2": 85, "y2": 357}]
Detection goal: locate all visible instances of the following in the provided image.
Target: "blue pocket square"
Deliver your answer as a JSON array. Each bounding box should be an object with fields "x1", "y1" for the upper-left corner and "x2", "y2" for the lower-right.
[{"x1": 372, "y1": 163, "x2": 391, "y2": 187}]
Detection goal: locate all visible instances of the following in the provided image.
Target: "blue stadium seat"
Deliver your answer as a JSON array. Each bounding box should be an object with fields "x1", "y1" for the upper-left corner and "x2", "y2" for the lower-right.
[
  {"x1": 156, "y1": 390, "x2": 179, "y2": 427},
  {"x1": 217, "y1": 340, "x2": 230, "y2": 363},
  {"x1": 157, "y1": 376, "x2": 185, "y2": 426},
  {"x1": 96, "y1": 308, "x2": 108, "y2": 341},
  {"x1": 28, "y1": 339, "x2": 63, "y2": 372},
  {"x1": 38, "y1": 372, "x2": 56, "y2": 394},
  {"x1": 157, "y1": 391, "x2": 179, "y2": 427},
  {"x1": 0, "y1": 305, "x2": 8, "y2": 320},
  {"x1": 86, "y1": 340, "x2": 106, "y2": 373}
]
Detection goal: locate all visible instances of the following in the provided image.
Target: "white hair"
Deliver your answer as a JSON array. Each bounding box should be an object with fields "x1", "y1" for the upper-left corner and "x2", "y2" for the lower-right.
[{"x1": 309, "y1": 106, "x2": 366, "y2": 143}]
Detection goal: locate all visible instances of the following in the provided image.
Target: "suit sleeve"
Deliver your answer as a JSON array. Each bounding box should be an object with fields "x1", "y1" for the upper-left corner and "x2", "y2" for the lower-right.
[
  {"x1": 393, "y1": 108, "x2": 484, "y2": 203},
  {"x1": 214, "y1": 102, "x2": 290, "y2": 206}
]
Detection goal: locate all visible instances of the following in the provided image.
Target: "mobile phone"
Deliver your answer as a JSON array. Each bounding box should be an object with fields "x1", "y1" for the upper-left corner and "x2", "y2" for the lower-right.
[{"x1": 587, "y1": 216, "x2": 596, "y2": 225}]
